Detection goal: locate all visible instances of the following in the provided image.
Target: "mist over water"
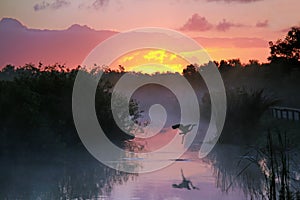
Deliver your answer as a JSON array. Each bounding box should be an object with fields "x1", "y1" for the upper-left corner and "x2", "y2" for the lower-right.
[{"x1": 0, "y1": 78, "x2": 244, "y2": 199}]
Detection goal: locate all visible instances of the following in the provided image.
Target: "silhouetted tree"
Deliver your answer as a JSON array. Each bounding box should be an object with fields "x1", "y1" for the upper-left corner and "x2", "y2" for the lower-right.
[
  {"x1": 182, "y1": 64, "x2": 197, "y2": 76},
  {"x1": 248, "y1": 59, "x2": 260, "y2": 66},
  {"x1": 268, "y1": 27, "x2": 300, "y2": 66},
  {"x1": 218, "y1": 60, "x2": 231, "y2": 72},
  {"x1": 0, "y1": 64, "x2": 16, "y2": 80},
  {"x1": 228, "y1": 59, "x2": 242, "y2": 67},
  {"x1": 118, "y1": 65, "x2": 125, "y2": 73},
  {"x1": 0, "y1": 63, "x2": 142, "y2": 159}
]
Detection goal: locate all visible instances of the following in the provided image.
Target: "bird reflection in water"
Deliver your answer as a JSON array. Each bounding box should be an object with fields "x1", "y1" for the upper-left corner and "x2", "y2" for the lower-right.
[{"x1": 172, "y1": 169, "x2": 199, "y2": 190}]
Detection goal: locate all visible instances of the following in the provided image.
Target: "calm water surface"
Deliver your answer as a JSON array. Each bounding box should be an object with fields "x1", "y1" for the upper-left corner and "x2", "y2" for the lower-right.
[{"x1": 1, "y1": 137, "x2": 250, "y2": 199}]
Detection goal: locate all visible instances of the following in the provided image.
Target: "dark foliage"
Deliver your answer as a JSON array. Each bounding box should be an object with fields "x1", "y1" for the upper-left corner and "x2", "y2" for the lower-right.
[
  {"x1": 202, "y1": 88, "x2": 279, "y2": 144},
  {"x1": 269, "y1": 27, "x2": 300, "y2": 69},
  {"x1": 0, "y1": 64, "x2": 139, "y2": 162}
]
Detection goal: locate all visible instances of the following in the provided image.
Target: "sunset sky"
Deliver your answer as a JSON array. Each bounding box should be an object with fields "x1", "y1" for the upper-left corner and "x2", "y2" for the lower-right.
[{"x1": 1, "y1": 0, "x2": 300, "y2": 67}]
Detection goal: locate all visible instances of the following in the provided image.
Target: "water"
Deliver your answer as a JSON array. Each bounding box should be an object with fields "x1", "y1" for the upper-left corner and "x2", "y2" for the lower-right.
[
  {"x1": 2, "y1": 136, "x2": 299, "y2": 199},
  {"x1": 0, "y1": 141, "x2": 248, "y2": 199},
  {"x1": 110, "y1": 150, "x2": 246, "y2": 200},
  {"x1": 2, "y1": 84, "x2": 299, "y2": 199}
]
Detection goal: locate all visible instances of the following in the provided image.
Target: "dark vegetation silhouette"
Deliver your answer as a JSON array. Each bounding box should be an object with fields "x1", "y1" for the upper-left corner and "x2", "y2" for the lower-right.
[
  {"x1": 202, "y1": 88, "x2": 279, "y2": 144},
  {"x1": 206, "y1": 130, "x2": 300, "y2": 200},
  {"x1": 268, "y1": 27, "x2": 300, "y2": 70},
  {"x1": 0, "y1": 26, "x2": 299, "y2": 199},
  {"x1": 0, "y1": 64, "x2": 142, "y2": 199},
  {"x1": 201, "y1": 27, "x2": 300, "y2": 200},
  {"x1": 0, "y1": 153, "x2": 137, "y2": 199},
  {"x1": 0, "y1": 66, "x2": 172, "y2": 146},
  {"x1": 0, "y1": 63, "x2": 142, "y2": 162}
]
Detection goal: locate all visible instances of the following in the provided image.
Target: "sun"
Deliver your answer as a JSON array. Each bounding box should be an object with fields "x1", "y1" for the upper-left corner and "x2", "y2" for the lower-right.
[{"x1": 109, "y1": 48, "x2": 191, "y2": 74}]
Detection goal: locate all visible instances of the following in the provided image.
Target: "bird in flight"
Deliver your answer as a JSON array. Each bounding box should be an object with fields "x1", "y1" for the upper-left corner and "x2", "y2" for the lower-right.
[{"x1": 172, "y1": 124, "x2": 196, "y2": 144}]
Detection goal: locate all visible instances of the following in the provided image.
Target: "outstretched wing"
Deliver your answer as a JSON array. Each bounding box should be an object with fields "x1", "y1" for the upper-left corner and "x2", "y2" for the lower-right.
[{"x1": 172, "y1": 124, "x2": 181, "y2": 129}]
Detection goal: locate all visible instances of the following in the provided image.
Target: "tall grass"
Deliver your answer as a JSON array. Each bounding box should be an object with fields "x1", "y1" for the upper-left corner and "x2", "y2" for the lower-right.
[
  {"x1": 238, "y1": 130, "x2": 300, "y2": 200},
  {"x1": 207, "y1": 130, "x2": 300, "y2": 200},
  {"x1": 202, "y1": 88, "x2": 279, "y2": 144}
]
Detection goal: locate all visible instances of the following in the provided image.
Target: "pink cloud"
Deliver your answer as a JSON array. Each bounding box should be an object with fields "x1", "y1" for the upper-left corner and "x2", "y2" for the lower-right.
[
  {"x1": 216, "y1": 19, "x2": 245, "y2": 31},
  {"x1": 180, "y1": 14, "x2": 213, "y2": 31},
  {"x1": 256, "y1": 20, "x2": 268, "y2": 28},
  {"x1": 207, "y1": 0, "x2": 262, "y2": 2}
]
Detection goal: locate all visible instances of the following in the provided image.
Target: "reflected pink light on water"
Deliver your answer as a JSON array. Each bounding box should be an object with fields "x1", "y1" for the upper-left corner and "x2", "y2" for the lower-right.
[
  {"x1": 132, "y1": 128, "x2": 179, "y2": 152},
  {"x1": 111, "y1": 154, "x2": 246, "y2": 200}
]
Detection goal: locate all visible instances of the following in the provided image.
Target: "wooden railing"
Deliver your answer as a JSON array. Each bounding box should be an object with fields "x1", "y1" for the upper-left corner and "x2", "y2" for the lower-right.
[{"x1": 270, "y1": 106, "x2": 300, "y2": 121}]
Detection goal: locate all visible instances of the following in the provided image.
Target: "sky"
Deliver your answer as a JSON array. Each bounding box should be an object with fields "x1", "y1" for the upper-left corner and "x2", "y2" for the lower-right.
[
  {"x1": 0, "y1": 0, "x2": 300, "y2": 66},
  {"x1": 110, "y1": 48, "x2": 190, "y2": 74}
]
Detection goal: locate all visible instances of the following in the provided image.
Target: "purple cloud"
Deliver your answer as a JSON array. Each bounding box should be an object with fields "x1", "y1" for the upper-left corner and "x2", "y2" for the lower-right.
[
  {"x1": 34, "y1": 0, "x2": 70, "y2": 11},
  {"x1": 180, "y1": 14, "x2": 213, "y2": 31},
  {"x1": 256, "y1": 20, "x2": 269, "y2": 28},
  {"x1": 216, "y1": 19, "x2": 245, "y2": 31}
]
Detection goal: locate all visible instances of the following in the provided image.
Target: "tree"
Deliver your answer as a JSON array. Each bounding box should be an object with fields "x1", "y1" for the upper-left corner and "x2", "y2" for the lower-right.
[
  {"x1": 227, "y1": 59, "x2": 241, "y2": 67},
  {"x1": 219, "y1": 59, "x2": 240, "y2": 72},
  {"x1": 248, "y1": 59, "x2": 259, "y2": 66},
  {"x1": 183, "y1": 64, "x2": 197, "y2": 76},
  {"x1": 118, "y1": 65, "x2": 125, "y2": 73},
  {"x1": 0, "y1": 64, "x2": 16, "y2": 80},
  {"x1": 268, "y1": 27, "x2": 300, "y2": 65}
]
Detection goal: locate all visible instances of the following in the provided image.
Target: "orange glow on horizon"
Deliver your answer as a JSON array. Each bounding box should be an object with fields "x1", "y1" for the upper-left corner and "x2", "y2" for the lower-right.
[
  {"x1": 109, "y1": 48, "x2": 191, "y2": 74},
  {"x1": 109, "y1": 46, "x2": 270, "y2": 74},
  {"x1": 205, "y1": 47, "x2": 269, "y2": 64}
]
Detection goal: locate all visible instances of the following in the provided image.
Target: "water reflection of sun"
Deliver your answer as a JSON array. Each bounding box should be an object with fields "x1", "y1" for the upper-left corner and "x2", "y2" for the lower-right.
[{"x1": 109, "y1": 48, "x2": 191, "y2": 74}]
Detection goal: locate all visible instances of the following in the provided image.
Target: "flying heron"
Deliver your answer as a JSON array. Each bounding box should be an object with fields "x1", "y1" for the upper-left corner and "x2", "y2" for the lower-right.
[{"x1": 172, "y1": 124, "x2": 196, "y2": 144}]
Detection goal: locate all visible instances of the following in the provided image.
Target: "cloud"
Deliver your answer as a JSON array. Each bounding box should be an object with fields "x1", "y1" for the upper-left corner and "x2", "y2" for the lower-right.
[
  {"x1": 207, "y1": 0, "x2": 262, "y2": 3},
  {"x1": 180, "y1": 14, "x2": 247, "y2": 32},
  {"x1": 180, "y1": 14, "x2": 213, "y2": 31},
  {"x1": 78, "y1": 0, "x2": 110, "y2": 10},
  {"x1": 34, "y1": 0, "x2": 70, "y2": 11},
  {"x1": 91, "y1": 0, "x2": 109, "y2": 9},
  {"x1": 216, "y1": 19, "x2": 245, "y2": 31},
  {"x1": 256, "y1": 20, "x2": 269, "y2": 28}
]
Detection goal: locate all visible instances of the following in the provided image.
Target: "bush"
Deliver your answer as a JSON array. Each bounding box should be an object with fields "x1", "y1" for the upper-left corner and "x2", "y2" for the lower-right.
[{"x1": 202, "y1": 88, "x2": 279, "y2": 144}]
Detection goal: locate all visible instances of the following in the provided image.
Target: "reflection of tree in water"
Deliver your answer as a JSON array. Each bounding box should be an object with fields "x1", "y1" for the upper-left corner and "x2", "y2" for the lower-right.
[
  {"x1": 205, "y1": 132, "x2": 300, "y2": 200},
  {"x1": 205, "y1": 145, "x2": 265, "y2": 198},
  {"x1": 124, "y1": 139, "x2": 148, "y2": 152},
  {"x1": 58, "y1": 161, "x2": 136, "y2": 199},
  {"x1": 0, "y1": 152, "x2": 137, "y2": 200}
]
